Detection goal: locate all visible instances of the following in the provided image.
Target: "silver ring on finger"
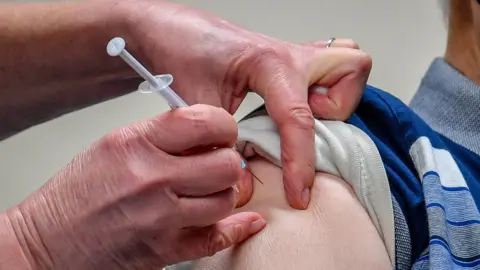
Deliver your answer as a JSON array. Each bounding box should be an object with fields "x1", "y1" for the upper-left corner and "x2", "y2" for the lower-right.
[{"x1": 326, "y1": 38, "x2": 336, "y2": 48}]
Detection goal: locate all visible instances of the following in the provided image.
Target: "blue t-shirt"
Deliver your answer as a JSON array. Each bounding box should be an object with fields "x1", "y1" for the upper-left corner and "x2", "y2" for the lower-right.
[{"x1": 348, "y1": 85, "x2": 480, "y2": 270}]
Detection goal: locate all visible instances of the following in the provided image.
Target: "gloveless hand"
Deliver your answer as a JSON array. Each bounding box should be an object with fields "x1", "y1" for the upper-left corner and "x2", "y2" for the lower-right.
[
  {"x1": 125, "y1": 0, "x2": 372, "y2": 209},
  {"x1": 5, "y1": 105, "x2": 265, "y2": 269}
]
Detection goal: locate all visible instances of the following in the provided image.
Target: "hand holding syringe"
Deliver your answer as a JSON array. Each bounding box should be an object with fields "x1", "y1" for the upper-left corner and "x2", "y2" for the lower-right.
[{"x1": 106, "y1": 37, "x2": 262, "y2": 186}]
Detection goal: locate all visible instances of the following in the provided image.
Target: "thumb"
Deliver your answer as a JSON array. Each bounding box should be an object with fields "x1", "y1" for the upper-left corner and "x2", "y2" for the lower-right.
[{"x1": 179, "y1": 212, "x2": 266, "y2": 260}]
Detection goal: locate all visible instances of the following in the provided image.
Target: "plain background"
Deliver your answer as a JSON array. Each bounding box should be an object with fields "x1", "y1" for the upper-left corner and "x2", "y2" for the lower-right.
[{"x1": 0, "y1": 0, "x2": 447, "y2": 211}]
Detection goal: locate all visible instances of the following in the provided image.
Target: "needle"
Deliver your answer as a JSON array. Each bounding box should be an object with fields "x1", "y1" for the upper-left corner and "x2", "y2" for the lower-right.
[
  {"x1": 248, "y1": 168, "x2": 264, "y2": 184},
  {"x1": 106, "y1": 37, "x2": 263, "y2": 184}
]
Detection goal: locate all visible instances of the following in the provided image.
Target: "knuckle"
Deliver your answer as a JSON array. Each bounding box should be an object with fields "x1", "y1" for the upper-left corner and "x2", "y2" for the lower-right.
[
  {"x1": 251, "y1": 44, "x2": 293, "y2": 69},
  {"x1": 237, "y1": 43, "x2": 295, "y2": 96},
  {"x1": 100, "y1": 127, "x2": 142, "y2": 155},
  {"x1": 286, "y1": 106, "x2": 315, "y2": 131},
  {"x1": 97, "y1": 123, "x2": 165, "y2": 173},
  {"x1": 349, "y1": 49, "x2": 372, "y2": 71},
  {"x1": 358, "y1": 51, "x2": 373, "y2": 71},
  {"x1": 207, "y1": 230, "x2": 230, "y2": 257},
  {"x1": 257, "y1": 45, "x2": 287, "y2": 58},
  {"x1": 343, "y1": 39, "x2": 360, "y2": 49},
  {"x1": 348, "y1": 50, "x2": 372, "y2": 72}
]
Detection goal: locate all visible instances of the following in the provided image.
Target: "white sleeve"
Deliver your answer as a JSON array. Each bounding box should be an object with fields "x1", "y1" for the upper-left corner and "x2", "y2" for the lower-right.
[{"x1": 236, "y1": 116, "x2": 396, "y2": 266}]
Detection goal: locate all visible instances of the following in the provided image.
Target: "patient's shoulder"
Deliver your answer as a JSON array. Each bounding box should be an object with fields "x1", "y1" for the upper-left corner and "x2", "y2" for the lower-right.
[{"x1": 191, "y1": 156, "x2": 391, "y2": 270}]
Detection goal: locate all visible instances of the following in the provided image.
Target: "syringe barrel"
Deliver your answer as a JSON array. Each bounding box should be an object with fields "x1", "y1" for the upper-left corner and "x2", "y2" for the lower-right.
[{"x1": 159, "y1": 86, "x2": 189, "y2": 109}]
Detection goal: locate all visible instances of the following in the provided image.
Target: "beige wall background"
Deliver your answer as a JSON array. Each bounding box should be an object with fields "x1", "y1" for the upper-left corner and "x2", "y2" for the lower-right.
[{"x1": 0, "y1": 0, "x2": 447, "y2": 210}]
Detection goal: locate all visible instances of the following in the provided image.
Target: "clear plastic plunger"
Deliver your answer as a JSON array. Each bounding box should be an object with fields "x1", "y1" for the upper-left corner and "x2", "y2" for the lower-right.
[
  {"x1": 106, "y1": 37, "x2": 188, "y2": 109},
  {"x1": 106, "y1": 37, "x2": 246, "y2": 169}
]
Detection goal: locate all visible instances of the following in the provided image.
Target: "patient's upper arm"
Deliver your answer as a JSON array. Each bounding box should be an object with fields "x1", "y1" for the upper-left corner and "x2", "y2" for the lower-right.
[{"x1": 191, "y1": 156, "x2": 391, "y2": 270}]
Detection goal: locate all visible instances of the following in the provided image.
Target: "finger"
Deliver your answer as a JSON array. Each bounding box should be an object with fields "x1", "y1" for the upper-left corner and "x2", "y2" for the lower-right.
[
  {"x1": 306, "y1": 47, "x2": 372, "y2": 120},
  {"x1": 178, "y1": 187, "x2": 237, "y2": 227},
  {"x1": 278, "y1": 114, "x2": 316, "y2": 211},
  {"x1": 301, "y1": 38, "x2": 360, "y2": 49},
  {"x1": 248, "y1": 50, "x2": 315, "y2": 210},
  {"x1": 264, "y1": 73, "x2": 315, "y2": 210},
  {"x1": 235, "y1": 165, "x2": 254, "y2": 208},
  {"x1": 142, "y1": 104, "x2": 238, "y2": 154},
  {"x1": 178, "y1": 212, "x2": 266, "y2": 260},
  {"x1": 169, "y1": 148, "x2": 243, "y2": 196},
  {"x1": 269, "y1": 82, "x2": 315, "y2": 210}
]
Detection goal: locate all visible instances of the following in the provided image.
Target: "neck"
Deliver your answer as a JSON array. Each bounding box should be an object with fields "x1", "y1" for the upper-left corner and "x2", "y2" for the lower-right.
[{"x1": 444, "y1": 1, "x2": 480, "y2": 85}]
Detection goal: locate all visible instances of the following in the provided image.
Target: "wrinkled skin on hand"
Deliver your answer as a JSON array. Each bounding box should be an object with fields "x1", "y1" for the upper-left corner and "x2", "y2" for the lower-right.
[
  {"x1": 125, "y1": 0, "x2": 372, "y2": 209},
  {"x1": 7, "y1": 105, "x2": 266, "y2": 270},
  {"x1": 3, "y1": 1, "x2": 372, "y2": 268}
]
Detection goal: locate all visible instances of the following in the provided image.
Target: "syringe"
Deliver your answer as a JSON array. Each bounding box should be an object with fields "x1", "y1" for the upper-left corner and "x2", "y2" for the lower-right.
[
  {"x1": 106, "y1": 37, "x2": 188, "y2": 109},
  {"x1": 106, "y1": 37, "x2": 247, "y2": 170}
]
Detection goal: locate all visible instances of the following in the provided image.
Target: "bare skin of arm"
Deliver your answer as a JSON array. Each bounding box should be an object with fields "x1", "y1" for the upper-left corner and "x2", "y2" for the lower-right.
[
  {"x1": 0, "y1": 0, "x2": 144, "y2": 140},
  {"x1": 0, "y1": 3, "x2": 136, "y2": 266},
  {"x1": 192, "y1": 156, "x2": 391, "y2": 270}
]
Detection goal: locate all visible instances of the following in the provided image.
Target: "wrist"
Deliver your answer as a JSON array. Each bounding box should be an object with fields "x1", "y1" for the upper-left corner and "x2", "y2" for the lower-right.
[
  {"x1": 61, "y1": 0, "x2": 142, "y2": 81},
  {"x1": 110, "y1": 0, "x2": 185, "y2": 72},
  {"x1": 0, "y1": 208, "x2": 47, "y2": 270}
]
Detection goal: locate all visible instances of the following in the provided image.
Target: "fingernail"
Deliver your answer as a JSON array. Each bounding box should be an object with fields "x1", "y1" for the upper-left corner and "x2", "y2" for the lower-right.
[
  {"x1": 233, "y1": 184, "x2": 239, "y2": 193},
  {"x1": 312, "y1": 86, "x2": 328, "y2": 95},
  {"x1": 301, "y1": 188, "x2": 310, "y2": 208},
  {"x1": 249, "y1": 218, "x2": 266, "y2": 234}
]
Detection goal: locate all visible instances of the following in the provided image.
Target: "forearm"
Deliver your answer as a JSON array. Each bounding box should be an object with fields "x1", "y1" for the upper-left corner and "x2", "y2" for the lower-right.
[{"x1": 0, "y1": 0, "x2": 143, "y2": 140}]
